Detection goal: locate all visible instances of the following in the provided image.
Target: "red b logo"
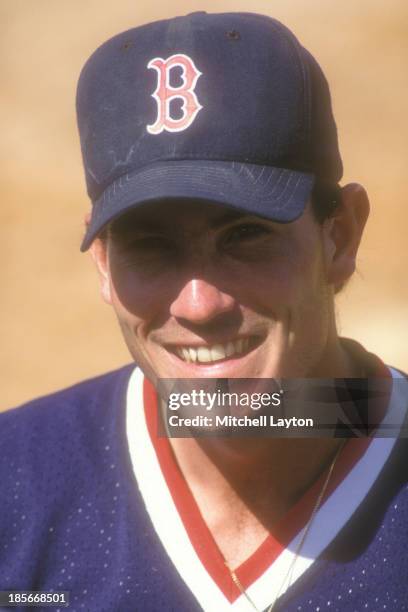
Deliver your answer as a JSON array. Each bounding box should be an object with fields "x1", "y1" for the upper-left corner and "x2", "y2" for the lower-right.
[{"x1": 147, "y1": 54, "x2": 203, "y2": 134}]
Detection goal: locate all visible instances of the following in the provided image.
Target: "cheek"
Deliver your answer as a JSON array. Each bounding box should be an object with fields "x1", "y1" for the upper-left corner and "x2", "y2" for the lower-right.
[
  {"x1": 109, "y1": 276, "x2": 164, "y2": 381},
  {"x1": 283, "y1": 248, "x2": 329, "y2": 326},
  {"x1": 108, "y1": 262, "x2": 175, "y2": 322},
  {"x1": 283, "y1": 255, "x2": 332, "y2": 368},
  {"x1": 231, "y1": 248, "x2": 324, "y2": 315}
]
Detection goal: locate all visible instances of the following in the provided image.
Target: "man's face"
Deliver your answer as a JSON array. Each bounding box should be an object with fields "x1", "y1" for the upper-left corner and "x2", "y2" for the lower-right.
[{"x1": 95, "y1": 199, "x2": 336, "y2": 380}]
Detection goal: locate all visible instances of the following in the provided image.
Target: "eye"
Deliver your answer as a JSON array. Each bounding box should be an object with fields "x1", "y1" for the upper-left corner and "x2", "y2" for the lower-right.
[{"x1": 113, "y1": 234, "x2": 178, "y2": 262}]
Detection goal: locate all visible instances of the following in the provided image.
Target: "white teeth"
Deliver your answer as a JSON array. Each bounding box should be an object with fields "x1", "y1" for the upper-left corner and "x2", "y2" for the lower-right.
[
  {"x1": 197, "y1": 347, "x2": 212, "y2": 363},
  {"x1": 189, "y1": 348, "x2": 198, "y2": 362},
  {"x1": 211, "y1": 344, "x2": 226, "y2": 361},
  {"x1": 176, "y1": 338, "x2": 253, "y2": 364}
]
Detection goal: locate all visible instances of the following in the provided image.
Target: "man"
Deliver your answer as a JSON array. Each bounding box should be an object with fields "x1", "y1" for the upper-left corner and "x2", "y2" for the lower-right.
[{"x1": 1, "y1": 11, "x2": 407, "y2": 612}]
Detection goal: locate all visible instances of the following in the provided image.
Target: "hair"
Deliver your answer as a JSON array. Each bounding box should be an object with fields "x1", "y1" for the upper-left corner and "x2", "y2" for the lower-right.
[
  {"x1": 311, "y1": 181, "x2": 341, "y2": 223},
  {"x1": 312, "y1": 180, "x2": 348, "y2": 293},
  {"x1": 98, "y1": 226, "x2": 108, "y2": 244}
]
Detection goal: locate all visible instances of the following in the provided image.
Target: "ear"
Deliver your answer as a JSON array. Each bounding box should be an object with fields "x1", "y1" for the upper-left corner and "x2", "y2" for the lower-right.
[
  {"x1": 322, "y1": 183, "x2": 370, "y2": 292},
  {"x1": 86, "y1": 212, "x2": 112, "y2": 304}
]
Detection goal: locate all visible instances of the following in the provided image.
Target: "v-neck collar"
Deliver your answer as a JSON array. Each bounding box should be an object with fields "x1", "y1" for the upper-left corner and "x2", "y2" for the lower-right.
[{"x1": 126, "y1": 366, "x2": 406, "y2": 611}]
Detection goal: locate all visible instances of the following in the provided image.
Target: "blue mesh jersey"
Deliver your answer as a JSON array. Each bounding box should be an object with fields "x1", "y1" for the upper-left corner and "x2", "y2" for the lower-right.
[{"x1": 1, "y1": 364, "x2": 408, "y2": 612}]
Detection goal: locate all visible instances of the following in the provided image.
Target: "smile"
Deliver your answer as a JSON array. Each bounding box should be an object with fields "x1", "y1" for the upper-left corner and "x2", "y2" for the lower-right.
[{"x1": 172, "y1": 337, "x2": 259, "y2": 364}]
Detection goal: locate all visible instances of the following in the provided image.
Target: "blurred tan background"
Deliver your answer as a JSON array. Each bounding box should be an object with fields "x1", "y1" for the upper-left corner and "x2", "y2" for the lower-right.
[{"x1": 1, "y1": 0, "x2": 407, "y2": 411}]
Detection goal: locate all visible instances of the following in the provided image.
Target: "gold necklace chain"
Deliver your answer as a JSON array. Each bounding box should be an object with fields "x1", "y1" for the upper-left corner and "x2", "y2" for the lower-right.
[{"x1": 224, "y1": 440, "x2": 346, "y2": 612}]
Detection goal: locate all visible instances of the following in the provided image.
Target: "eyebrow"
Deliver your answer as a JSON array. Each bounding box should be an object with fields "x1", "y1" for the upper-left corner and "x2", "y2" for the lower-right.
[{"x1": 208, "y1": 209, "x2": 254, "y2": 229}]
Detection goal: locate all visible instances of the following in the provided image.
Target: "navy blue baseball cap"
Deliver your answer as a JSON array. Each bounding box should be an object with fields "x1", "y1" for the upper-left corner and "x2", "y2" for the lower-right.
[{"x1": 77, "y1": 11, "x2": 342, "y2": 251}]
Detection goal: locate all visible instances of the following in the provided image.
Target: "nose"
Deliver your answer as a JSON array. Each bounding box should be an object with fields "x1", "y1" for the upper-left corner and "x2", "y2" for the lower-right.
[{"x1": 169, "y1": 278, "x2": 236, "y2": 324}]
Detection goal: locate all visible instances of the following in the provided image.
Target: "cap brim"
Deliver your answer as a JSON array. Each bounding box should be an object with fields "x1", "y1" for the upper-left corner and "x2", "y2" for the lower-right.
[{"x1": 81, "y1": 160, "x2": 314, "y2": 251}]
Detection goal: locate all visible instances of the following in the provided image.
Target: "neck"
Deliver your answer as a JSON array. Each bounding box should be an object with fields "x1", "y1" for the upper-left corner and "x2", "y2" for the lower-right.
[
  {"x1": 309, "y1": 334, "x2": 363, "y2": 378},
  {"x1": 169, "y1": 436, "x2": 343, "y2": 568},
  {"x1": 170, "y1": 436, "x2": 342, "y2": 515}
]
